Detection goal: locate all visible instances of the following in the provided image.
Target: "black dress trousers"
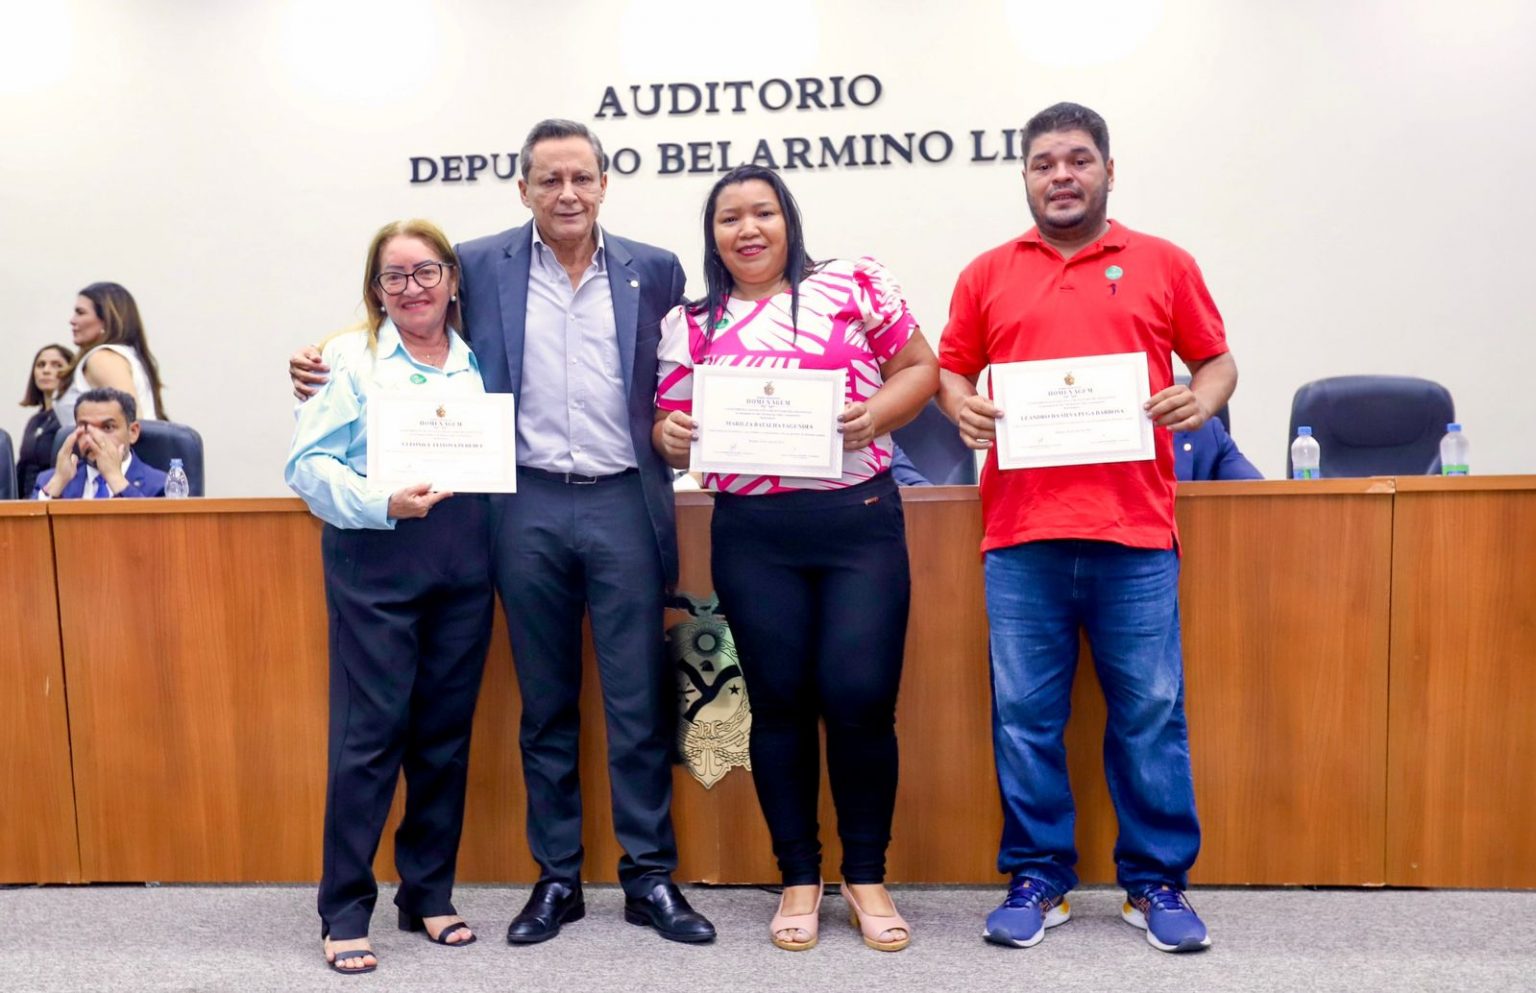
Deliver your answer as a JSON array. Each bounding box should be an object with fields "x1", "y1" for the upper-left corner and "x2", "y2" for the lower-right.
[
  {"x1": 317, "y1": 494, "x2": 493, "y2": 940},
  {"x1": 492, "y1": 470, "x2": 678, "y2": 897}
]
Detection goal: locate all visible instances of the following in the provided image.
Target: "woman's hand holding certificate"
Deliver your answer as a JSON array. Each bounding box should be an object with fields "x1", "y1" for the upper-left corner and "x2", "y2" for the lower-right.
[
  {"x1": 367, "y1": 392, "x2": 519, "y2": 493},
  {"x1": 689, "y1": 365, "x2": 846, "y2": 479}
]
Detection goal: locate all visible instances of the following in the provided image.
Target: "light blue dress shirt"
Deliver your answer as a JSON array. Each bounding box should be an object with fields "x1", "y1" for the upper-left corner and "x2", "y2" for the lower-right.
[
  {"x1": 285, "y1": 320, "x2": 483, "y2": 530},
  {"x1": 519, "y1": 225, "x2": 637, "y2": 475}
]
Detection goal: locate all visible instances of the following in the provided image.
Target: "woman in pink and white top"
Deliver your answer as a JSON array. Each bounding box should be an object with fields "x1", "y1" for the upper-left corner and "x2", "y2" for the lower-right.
[{"x1": 653, "y1": 165, "x2": 938, "y2": 953}]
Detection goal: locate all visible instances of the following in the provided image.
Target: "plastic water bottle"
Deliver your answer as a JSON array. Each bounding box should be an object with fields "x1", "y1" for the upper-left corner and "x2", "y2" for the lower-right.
[
  {"x1": 1291, "y1": 426, "x2": 1321, "y2": 479},
  {"x1": 165, "y1": 458, "x2": 190, "y2": 498},
  {"x1": 1439, "y1": 423, "x2": 1470, "y2": 476}
]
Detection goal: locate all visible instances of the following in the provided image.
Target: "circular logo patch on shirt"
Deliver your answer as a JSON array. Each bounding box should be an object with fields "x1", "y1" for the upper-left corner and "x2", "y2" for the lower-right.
[
  {"x1": 409, "y1": 373, "x2": 427, "y2": 384},
  {"x1": 1105, "y1": 265, "x2": 1124, "y2": 280}
]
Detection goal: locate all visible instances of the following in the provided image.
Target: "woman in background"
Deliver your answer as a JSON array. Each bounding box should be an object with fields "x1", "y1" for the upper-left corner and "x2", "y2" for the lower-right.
[
  {"x1": 286, "y1": 219, "x2": 493, "y2": 975},
  {"x1": 55, "y1": 282, "x2": 167, "y2": 431},
  {"x1": 15, "y1": 343, "x2": 74, "y2": 497},
  {"x1": 653, "y1": 165, "x2": 939, "y2": 953}
]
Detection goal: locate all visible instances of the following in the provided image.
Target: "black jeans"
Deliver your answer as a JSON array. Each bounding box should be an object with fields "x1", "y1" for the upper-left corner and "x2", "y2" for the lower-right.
[
  {"x1": 317, "y1": 495, "x2": 493, "y2": 940},
  {"x1": 710, "y1": 472, "x2": 911, "y2": 886}
]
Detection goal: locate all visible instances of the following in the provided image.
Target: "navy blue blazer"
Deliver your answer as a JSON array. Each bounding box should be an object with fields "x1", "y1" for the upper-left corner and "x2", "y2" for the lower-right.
[
  {"x1": 889, "y1": 444, "x2": 931, "y2": 486},
  {"x1": 33, "y1": 451, "x2": 168, "y2": 498},
  {"x1": 1173, "y1": 418, "x2": 1262, "y2": 482},
  {"x1": 455, "y1": 221, "x2": 687, "y2": 584}
]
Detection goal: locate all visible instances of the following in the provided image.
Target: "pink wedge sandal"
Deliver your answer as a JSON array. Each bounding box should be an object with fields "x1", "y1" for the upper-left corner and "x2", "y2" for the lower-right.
[
  {"x1": 770, "y1": 882, "x2": 823, "y2": 951},
  {"x1": 842, "y1": 883, "x2": 911, "y2": 952}
]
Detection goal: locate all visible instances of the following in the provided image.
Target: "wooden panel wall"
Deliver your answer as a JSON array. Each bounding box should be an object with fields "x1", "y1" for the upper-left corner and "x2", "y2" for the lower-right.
[
  {"x1": 681, "y1": 483, "x2": 1395, "y2": 886},
  {"x1": 52, "y1": 500, "x2": 332, "y2": 881},
  {"x1": 33, "y1": 478, "x2": 1536, "y2": 888},
  {"x1": 1172, "y1": 485, "x2": 1392, "y2": 885},
  {"x1": 0, "y1": 503, "x2": 80, "y2": 882},
  {"x1": 1387, "y1": 479, "x2": 1536, "y2": 887},
  {"x1": 1064, "y1": 484, "x2": 1394, "y2": 886}
]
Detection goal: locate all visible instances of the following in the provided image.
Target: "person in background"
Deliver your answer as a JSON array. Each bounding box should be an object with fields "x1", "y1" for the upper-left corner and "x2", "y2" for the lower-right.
[
  {"x1": 1173, "y1": 417, "x2": 1262, "y2": 481},
  {"x1": 54, "y1": 282, "x2": 167, "y2": 432},
  {"x1": 32, "y1": 387, "x2": 166, "y2": 499},
  {"x1": 15, "y1": 343, "x2": 74, "y2": 497},
  {"x1": 654, "y1": 165, "x2": 939, "y2": 953},
  {"x1": 285, "y1": 219, "x2": 493, "y2": 975},
  {"x1": 889, "y1": 443, "x2": 932, "y2": 486}
]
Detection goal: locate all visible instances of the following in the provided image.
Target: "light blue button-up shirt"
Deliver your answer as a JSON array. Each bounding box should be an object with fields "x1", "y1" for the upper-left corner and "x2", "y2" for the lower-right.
[
  {"x1": 519, "y1": 225, "x2": 637, "y2": 475},
  {"x1": 285, "y1": 320, "x2": 483, "y2": 530}
]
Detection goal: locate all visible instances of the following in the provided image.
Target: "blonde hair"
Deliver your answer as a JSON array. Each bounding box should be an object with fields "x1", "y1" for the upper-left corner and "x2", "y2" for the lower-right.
[{"x1": 360, "y1": 219, "x2": 462, "y2": 352}]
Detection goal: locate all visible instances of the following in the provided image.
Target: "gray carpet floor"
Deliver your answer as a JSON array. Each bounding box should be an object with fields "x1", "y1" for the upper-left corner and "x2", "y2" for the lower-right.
[{"x1": 1, "y1": 884, "x2": 1531, "y2": 993}]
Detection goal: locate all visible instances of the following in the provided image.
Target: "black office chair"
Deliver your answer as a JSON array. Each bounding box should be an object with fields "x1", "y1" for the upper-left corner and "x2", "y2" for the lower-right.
[
  {"x1": 0, "y1": 429, "x2": 16, "y2": 500},
  {"x1": 1286, "y1": 375, "x2": 1454, "y2": 477},
  {"x1": 50, "y1": 419, "x2": 206, "y2": 495},
  {"x1": 135, "y1": 421, "x2": 206, "y2": 496},
  {"x1": 891, "y1": 399, "x2": 977, "y2": 485}
]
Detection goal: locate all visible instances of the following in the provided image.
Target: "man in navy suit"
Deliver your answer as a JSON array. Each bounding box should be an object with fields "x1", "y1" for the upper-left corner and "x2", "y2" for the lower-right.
[
  {"x1": 292, "y1": 120, "x2": 712, "y2": 945},
  {"x1": 33, "y1": 387, "x2": 167, "y2": 499},
  {"x1": 1172, "y1": 417, "x2": 1262, "y2": 481},
  {"x1": 458, "y1": 119, "x2": 713, "y2": 945}
]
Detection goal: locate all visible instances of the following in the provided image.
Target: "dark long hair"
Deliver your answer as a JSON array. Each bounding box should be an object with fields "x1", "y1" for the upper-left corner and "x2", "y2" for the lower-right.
[
  {"x1": 686, "y1": 165, "x2": 823, "y2": 349},
  {"x1": 59, "y1": 282, "x2": 168, "y2": 419},
  {"x1": 20, "y1": 343, "x2": 74, "y2": 407}
]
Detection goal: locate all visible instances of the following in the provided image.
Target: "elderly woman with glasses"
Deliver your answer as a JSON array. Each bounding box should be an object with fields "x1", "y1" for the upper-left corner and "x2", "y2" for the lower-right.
[{"x1": 285, "y1": 219, "x2": 493, "y2": 975}]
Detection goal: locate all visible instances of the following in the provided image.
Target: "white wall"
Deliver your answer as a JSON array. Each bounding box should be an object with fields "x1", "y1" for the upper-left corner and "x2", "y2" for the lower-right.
[{"x1": 3, "y1": 0, "x2": 1533, "y2": 494}]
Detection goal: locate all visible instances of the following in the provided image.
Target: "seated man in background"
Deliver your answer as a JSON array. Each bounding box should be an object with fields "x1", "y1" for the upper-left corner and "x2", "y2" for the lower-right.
[
  {"x1": 889, "y1": 443, "x2": 932, "y2": 486},
  {"x1": 1173, "y1": 417, "x2": 1262, "y2": 481},
  {"x1": 32, "y1": 387, "x2": 167, "y2": 499}
]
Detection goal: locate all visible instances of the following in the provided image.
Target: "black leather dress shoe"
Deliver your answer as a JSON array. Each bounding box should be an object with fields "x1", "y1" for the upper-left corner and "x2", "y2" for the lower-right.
[
  {"x1": 506, "y1": 879, "x2": 585, "y2": 945},
  {"x1": 623, "y1": 880, "x2": 716, "y2": 943}
]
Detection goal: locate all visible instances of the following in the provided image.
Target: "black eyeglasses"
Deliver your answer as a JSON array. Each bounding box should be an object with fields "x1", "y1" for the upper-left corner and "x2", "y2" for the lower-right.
[{"x1": 375, "y1": 261, "x2": 455, "y2": 295}]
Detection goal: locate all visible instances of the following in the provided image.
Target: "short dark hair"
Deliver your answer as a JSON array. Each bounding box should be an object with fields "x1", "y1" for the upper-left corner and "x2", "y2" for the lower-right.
[
  {"x1": 519, "y1": 119, "x2": 607, "y2": 179},
  {"x1": 76, "y1": 386, "x2": 137, "y2": 423},
  {"x1": 1023, "y1": 102, "x2": 1110, "y2": 162},
  {"x1": 20, "y1": 343, "x2": 74, "y2": 407}
]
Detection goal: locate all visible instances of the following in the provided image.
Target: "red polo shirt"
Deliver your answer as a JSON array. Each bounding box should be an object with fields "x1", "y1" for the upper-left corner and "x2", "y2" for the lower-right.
[{"x1": 940, "y1": 221, "x2": 1228, "y2": 554}]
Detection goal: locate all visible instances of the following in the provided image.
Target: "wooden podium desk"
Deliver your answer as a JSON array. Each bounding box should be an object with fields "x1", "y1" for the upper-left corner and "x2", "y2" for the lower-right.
[
  {"x1": 46, "y1": 499, "x2": 331, "y2": 883},
  {"x1": 18, "y1": 478, "x2": 1535, "y2": 887},
  {"x1": 1387, "y1": 477, "x2": 1536, "y2": 887},
  {"x1": 0, "y1": 501, "x2": 79, "y2": 882}
]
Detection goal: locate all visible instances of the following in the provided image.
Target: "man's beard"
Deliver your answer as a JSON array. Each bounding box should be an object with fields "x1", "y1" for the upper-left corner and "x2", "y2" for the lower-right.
[{"x1": 1028, "y1": 187, "x2": 1109, "y2": 239}]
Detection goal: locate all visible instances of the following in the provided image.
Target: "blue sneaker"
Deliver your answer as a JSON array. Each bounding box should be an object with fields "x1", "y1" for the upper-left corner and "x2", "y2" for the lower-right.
[
  {"x1": 983, "y1": 877, "x2": 1070, "y2": 948},
  {"x1": 1121, "y1": 886, "x2": 1211, "y2": 952}
]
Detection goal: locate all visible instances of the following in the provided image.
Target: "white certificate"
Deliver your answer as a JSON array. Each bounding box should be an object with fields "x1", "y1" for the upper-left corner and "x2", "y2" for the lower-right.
[
  {"x1": 992, "y1": 352, "x2": 1154, "y2": 470},
  {"x1": 690, "y1": 365, "x2": 845, "y2": 479},
  {"x1": 366, "y1": 392, "x2": 518, "y2": 493}
]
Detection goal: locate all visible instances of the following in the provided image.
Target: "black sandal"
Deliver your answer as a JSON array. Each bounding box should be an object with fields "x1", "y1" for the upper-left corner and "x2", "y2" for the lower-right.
[
  {"x1": 399, "y1": 909, "x2": 477, "y2": 946},
  {"x1": 326, "y1": 947, "x2": 378, "y2": 975}
]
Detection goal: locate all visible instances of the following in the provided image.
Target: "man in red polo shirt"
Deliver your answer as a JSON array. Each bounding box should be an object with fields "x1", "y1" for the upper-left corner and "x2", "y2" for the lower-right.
[{"x1": 938, "y1": 102, "x2": 1237, "y2": 954}]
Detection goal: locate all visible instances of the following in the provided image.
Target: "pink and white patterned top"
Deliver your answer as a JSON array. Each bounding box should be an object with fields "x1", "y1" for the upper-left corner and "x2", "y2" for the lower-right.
[{"x1": 657, "y1": 256, "x2": 918, "y2": 495}]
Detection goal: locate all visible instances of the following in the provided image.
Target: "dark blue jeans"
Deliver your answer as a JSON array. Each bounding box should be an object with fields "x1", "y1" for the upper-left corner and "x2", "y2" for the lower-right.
[{"x1": 985, "y1": 540, "x2": 1200, "y2": 895}]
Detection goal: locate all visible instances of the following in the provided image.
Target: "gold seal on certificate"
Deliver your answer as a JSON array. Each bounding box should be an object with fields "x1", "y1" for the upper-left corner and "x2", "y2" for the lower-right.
[
  {"x1": 690, "y1": 364, "x2": 846, "y2": 479},
  {"x1": 991, "y1": 352, "x2": 1155, "y2": 470},
  {"x1": 366, "y1": 392, "x2": 518, "y2": 493}
]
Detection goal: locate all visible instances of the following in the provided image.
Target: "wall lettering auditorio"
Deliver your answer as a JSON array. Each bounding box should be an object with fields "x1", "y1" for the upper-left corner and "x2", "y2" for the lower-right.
[{"x1": 408, "y1": 74, "x2": 1030, "y2": 183}]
